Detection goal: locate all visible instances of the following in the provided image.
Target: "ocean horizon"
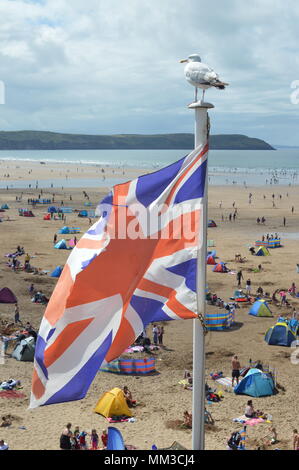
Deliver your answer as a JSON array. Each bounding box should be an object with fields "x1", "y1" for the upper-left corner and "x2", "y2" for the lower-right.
[{"x1": 0, "y1": 148, "x2": 298, "y2": 188}]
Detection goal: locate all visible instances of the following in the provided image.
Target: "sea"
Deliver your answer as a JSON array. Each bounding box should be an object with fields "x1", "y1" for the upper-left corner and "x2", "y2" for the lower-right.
[{"x1": 0, "y1": 148, "x2": 298, "y2": 189}]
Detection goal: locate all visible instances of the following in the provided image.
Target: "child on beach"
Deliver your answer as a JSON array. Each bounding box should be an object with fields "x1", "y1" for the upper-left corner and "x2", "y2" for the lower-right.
[{"x1": 90, "y1": 429, "x2": 99, "y2": 450}]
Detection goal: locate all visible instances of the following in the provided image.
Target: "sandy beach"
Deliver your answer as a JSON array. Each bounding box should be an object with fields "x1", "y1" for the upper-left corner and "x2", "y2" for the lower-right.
[{"x1": 0, "y1": 161, "x2": 298, "y2": 451}]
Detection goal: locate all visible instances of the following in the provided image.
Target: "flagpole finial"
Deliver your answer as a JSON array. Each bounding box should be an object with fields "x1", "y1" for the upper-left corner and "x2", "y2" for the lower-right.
[{"x1": 188, "y1": 102, "x2": 214, "y2": 110}]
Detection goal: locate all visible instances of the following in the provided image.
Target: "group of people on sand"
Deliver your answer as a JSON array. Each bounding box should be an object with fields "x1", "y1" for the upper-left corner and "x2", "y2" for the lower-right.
[
  {"x1": 152, "y1": 324, "x2": 164, "y2": 346},
  {"x1": 60, "y1": 423, "x2": 108, "y2": 450}
]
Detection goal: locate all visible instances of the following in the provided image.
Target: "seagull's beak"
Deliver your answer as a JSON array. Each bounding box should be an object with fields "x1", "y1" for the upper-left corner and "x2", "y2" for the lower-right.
[{"x1": 180, "y1": 59, "x2": 188, "y2": 63}]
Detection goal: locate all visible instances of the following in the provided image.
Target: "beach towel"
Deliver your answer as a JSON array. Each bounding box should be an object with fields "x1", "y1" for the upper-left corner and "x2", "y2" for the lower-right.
[
  {"x1": 178, "y1": 380, "x2": 192, "y2": 390},
  {"x1": 106, "y1": 417, "x2": 131, "y2": 423},
  {"x1": 0, "y1": 390, "x2": 26, "y2": 399},
  {"x1": 233, "y1": 415, "x2": 265, "y2": 426},
  {"x1": 215, "y1": 377, "x2": 233, "y2": 388}
]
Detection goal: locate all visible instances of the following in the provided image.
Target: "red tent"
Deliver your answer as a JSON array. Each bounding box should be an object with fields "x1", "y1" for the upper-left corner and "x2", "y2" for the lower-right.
[{"x1": 207, "y1": 255, "x2": 216, "y2": 265}]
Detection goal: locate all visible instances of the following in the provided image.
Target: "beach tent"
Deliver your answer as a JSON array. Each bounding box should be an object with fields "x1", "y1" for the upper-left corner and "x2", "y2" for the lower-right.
[
  {"x1": 12, "y1": 336, "x2": 35, "y2": 362},
  {"x1": 78, "y1": 210, "x2": 88, "y2": 217},
  {"x1": 47, "y1": 206, "x2": 58, "y2": 213},
  {"x1": 23, "y1": 210, "x2": 34, "y2": 217},
  {"x1": 265, "y1": 321, "x2": 297, "y2": 347},
  {"x1": 107, "y1": 427, "x2": 126, "y2": 451},
  {"x1": 208, "y1": 220, "x2": 217, "y2": 227},
  {"x1": 234, "y1": 368, "x2": 275, "y2": 397},
  {"x1": 0, "y1": 287, "x2": 17, "y2": 304},
  {"x1": 100, "y1": 357, "x2": 156, "y2": 375},
  {"x1": 50, "y1": 266, "x2": 63, "y2": 278},
  {"x1": 256, "y1": 246, "x2": 270, "y2": 256},
  {"x1": 232, "y1": 290, "x2": 250, "y2": 303},
  {"x1": 1, "y1": 204, "x2": 9, "y2": 209},
  {"x1": 213, "y1": 262, "x2": 228, "y2": 273},
  {"x1": 207, "y1": 254, "x2": 216, "y2": 265},
  {"x1": 43, "y1": 213, "x2": 51, "y2": 220},
  {"x1": 205, "y1": 311, "x2": 235, "y2": 331},
  {"x1": 94, "y1": 387, "x2": 132, "y2": 418},
  {"x1": 84, "y1": 202, "x2": 93, "y2": 206},
  {"x1": 59, "y1": 226, "x2": 70, "y2": 234},
  {"x1": 54, "y1": 239, "x2": 68, "y2": 250},
  {"x1": 249, "y1": 299, "x2": 272, "y2": 317}
]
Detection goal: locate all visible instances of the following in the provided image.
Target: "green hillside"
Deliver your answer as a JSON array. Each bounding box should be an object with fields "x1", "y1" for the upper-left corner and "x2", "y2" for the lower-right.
[{"x1": 0, "y1": 131, "x2": 274, "y2": 150}]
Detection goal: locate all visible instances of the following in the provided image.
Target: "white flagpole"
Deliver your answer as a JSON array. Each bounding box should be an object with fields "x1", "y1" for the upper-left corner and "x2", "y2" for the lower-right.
[{"x1": 189, "y1": 100, "x2": 214, "y2": 450}]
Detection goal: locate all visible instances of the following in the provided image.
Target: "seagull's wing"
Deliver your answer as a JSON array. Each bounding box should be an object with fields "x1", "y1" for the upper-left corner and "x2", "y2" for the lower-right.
[{"x1": 186, "y1": 62, "x2": 219, "y2": 85}]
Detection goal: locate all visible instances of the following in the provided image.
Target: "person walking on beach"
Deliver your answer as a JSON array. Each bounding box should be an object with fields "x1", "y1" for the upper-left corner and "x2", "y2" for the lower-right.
[
  {"x1": 152, "y1": 324, "x2": 159, "y2": 345},
  {"x1": 14, "y1": 303, "x2": 21, "y2": 324},
  {"x1": 158, "y1": 325, "x2": 164, "y2": 346},
  {"x1": 53, "y1": 234, "x2": 57, "y2": 244},
  {"x1": 292, "y1": 206, "x2": 294, "y2": 214},
  {"x1": 229, "y1": 213, "x2": 232, "y2": 222},
  {"x1": 246, "y1": 279, "x2": 251, "y2": 296},
  {"x1": 231, "y1": 355, "x2": 241, "y2": 387},
  {"x1": 237, "y1": 270, "x2": 243, "y2": 287},
  {"x1": 283, "y1": 217, "x2": 286, "y2": 226}
]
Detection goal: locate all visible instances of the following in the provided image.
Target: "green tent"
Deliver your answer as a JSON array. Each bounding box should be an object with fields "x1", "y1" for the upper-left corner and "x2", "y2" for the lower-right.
[
  {"x1": 12, "y1": 336, "x2": 35, "y2": 362},
  {"x1": 256, "y1": 246, "x2": 270, "y2": 256}
]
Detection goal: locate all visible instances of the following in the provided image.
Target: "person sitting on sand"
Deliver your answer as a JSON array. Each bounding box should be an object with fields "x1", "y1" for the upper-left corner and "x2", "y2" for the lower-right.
[
  {"x1": 183, "y1": 411, "x2": 192, "y2": 428},
  {"x1": 184, "y1": 370, "x2": 193, "y2": 386},
  {"x1": 269, "y1": 426, "x2": 278, "y2": 445},
  {"x1": 0, "y1": 416, "x2": 11, "y2": 428},
  {"x1": 256, "y1": 286, "x2": 264, "y2": 297},
  {"x1": 123, "y1": 386, "x2": 136, "y2": 408},
  {"x1": 245, "y1": 400, "x2": 255, "y2": 418},
  {"x1": 0, "y1": 440, "x2": 9, "y2": 451}
]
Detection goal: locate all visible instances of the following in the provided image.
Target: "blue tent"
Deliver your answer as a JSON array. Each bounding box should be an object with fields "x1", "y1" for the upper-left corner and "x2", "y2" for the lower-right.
[
  {"x1": 234, "y1": 368, "x2": 275, "y2": 397},
  {"x1": 107, "y1": 427, "x2": 125, "y2": 450},
  {"x1": 1, "y1": 204, "x2": 9, "y2": 209},
  {"x1": 78, "y1": 210, "x2": 88, "y2": 217},
  {"x1": 265, "y1": 321, "x2": 297, "y2": 347},
  {"x1": 50, "y1": 266, "x2": 63, "y2": 278},
  {"x1": 59, "y1": 226, "x2": 70, "y2": 234},
  {"x1": 48, "y1": 206, "x2": 58, "y2": 213},
  {"x1": 249, "y1": 300, "x2": 272, "y2": 317},
  {"x1": 54, "y1": 239, "x2": 67, "y2": 249}
]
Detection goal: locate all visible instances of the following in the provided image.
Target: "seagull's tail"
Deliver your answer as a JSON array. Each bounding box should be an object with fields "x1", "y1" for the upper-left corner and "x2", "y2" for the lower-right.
[{"x1": 212, "y1": 81, "x2": 229, "y2": 90}]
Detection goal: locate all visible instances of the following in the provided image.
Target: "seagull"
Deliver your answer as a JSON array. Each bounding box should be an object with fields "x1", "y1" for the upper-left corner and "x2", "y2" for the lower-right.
[{"x1": 180, "y1": 53, "x2": 228, "y2": 103}]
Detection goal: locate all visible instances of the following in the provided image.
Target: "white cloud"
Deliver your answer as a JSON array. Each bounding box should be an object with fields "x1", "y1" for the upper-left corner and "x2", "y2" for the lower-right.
[{"x1": 0, "y1": 0, "x2": 298, "y2": 144}]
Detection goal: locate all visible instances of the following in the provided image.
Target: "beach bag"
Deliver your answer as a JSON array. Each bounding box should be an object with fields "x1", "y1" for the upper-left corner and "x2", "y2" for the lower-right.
[{"x1": 227, "y1": 431, "x2": 241, "y2": 450}]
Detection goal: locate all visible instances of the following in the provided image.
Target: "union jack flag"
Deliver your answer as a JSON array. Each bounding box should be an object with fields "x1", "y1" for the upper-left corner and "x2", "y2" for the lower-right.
[{"x1": 30, "y1": 143, "x2": 208, "y2": 408}]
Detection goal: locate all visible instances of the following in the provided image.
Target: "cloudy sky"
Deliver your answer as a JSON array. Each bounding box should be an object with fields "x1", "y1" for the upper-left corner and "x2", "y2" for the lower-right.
[{"x1": 0, "y1": 0, "x2": 299, "y2": 145}]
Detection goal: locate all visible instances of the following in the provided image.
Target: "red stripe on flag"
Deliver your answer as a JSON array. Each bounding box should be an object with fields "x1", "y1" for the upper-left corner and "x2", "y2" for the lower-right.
[
  {"x1": 164, "y1": 144, "x2": 208, "y2": 207},
  {"x1": 105, "y1": 316, "x2": 136, "y2": 363},
  {"x1": 43, "y1": 318, "x2": 94, "y2": 368},
  {"x1": 44, "y1": 264, "x2": 74, "y2": 326},
  {"x1": 32, "y1": 369, "x2": 45, "y2": 400},
  {"x1": 166, "y1": 296, "x2": 197, "y2": 319}
]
